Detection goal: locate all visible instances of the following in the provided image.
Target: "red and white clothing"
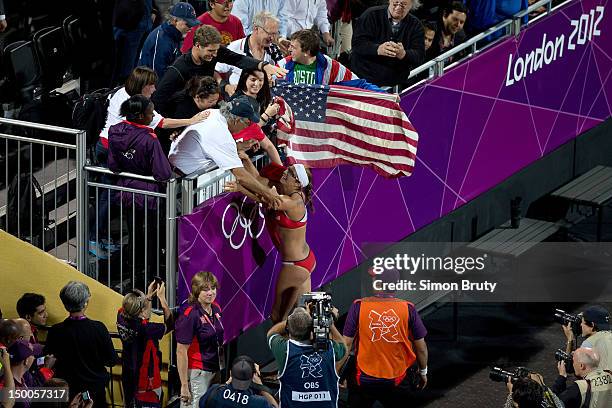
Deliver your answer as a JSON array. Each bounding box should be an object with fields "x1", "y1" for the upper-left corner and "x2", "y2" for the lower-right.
[{"x1": 99, "y1": 87, "x2": 164, "y2": 148}]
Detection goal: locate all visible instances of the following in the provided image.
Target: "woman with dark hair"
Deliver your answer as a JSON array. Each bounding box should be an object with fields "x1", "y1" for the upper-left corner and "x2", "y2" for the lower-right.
[
  {"x1": 230, "y1": 68, "x2": 282, "y2": 165},
  {"x1": 107, "y1": 95, "x2": 173, "y2": 282},
  {"x1": 169, "y1": 76, "x2": 221, "y2": 119},
  {"x1": 99, "y1": 66, "x2": 208, "y2": 165},
  {"x1": 226, "y1": 154, "x2": 314, "y2": 322},
  {"x1": 90, "y1": 67, "x2": 208, "y2": 257}
]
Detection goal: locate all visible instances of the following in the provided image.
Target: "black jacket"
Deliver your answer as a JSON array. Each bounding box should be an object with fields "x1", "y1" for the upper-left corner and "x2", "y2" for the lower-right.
[
  {"x1": 152, "y1": 48, "x2": 260, "y2": 116},
  {"x1": 351, "y1": 6, "x2": 425, "y2": 87}
]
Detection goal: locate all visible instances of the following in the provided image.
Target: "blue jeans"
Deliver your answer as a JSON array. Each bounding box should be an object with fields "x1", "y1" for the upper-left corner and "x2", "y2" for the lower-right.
[{"x1": 112, "y1": 27, "x2": 146, "y2": 84}]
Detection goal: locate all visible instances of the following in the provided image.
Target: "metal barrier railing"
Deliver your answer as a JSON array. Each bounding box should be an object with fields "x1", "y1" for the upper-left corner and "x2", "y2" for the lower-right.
[
  {"x1": 82, "y1": 165, "x2": 178, "y2": 309},
  {"x1": 180, "y1": 153, "x2": 269, "y2": 215},
  {"x1": 0, "y1": 117, "x2": 86, "y2": 268},
  {"x1": 399, "y1": 0, "x2": 573, "y2": 94}
]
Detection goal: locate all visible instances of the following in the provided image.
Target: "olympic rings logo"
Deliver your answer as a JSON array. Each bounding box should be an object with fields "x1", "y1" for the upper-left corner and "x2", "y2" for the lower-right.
[{"x1": 221, "y1": 196, "x2": 266, "y2": 250}]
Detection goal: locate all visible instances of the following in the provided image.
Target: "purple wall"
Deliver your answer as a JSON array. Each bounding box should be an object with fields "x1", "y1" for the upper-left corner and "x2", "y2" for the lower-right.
[{"x1": 178, "y1": 0, "x2": 612, "y2": 342}]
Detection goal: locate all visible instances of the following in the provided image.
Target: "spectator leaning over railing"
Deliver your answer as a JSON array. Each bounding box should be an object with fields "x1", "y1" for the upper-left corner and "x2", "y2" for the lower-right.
[
  {"x1": 168, "y1": 97, "x2": 283, "y2": 208},
  {"x1": 108, "y1": 95, "x2": 175, "y2": 208},
  {"x1": 278, "y1": 29, "x2": 383, "y2": 90},
  {"x1": 351, "y1": 0, "x2": 425, "y2": 88},
  {"x1": 426, "y1": 1, "x2": 467, "y2": 60},
  {"x1": 181, "y1": 0, "x2": 246, "y2": 52},
  {"x1": 100, "y1": 67, "x2": 209, "y2": 165},
  {"x1": 15, "y1": 294, "x2": 47, "y2": 356},
  {"x1": 176, "y1": 272, "x2": 224, "y2": 408},
  {"x1": 215, "y1": 12, "x2": 285, "y2": 87},
  {"x1": 45, "y1": 282, "x2": 118, "y2": 408},
  {"x1": 117, "y1": 280, "x2": 174, "y2": 408},
  {"x1": 108, "y1": 95, "x2": 178, "y2": 282},
  {"x1": 154, "y1": 25, "x2": 287, "y2": 117},
  {"x1": 229, "y1": 68, "x2": 283, "y2": 165},
  {"x1": 139, "y1": 2, "x2": 203, "y2": 79}
]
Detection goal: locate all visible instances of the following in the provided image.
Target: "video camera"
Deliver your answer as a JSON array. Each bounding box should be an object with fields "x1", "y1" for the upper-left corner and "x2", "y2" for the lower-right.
[
  {"x1": 489, "y1": 366, "x2": 531, "y2": 383},
  {"x1": 299, "y1": 292, "x2": 334, "y2": 351},
  {"x1": 554, "y1": 349, "x2": 574, "y2": 374},
  {"x1": 554, "y1": 309, "x2": 582, "y2": 338}
]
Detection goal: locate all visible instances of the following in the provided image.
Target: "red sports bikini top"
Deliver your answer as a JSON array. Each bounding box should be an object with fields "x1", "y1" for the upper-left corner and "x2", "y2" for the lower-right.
[{"x1": 274, "y1": 193, "x2": 307, "y2": 229}]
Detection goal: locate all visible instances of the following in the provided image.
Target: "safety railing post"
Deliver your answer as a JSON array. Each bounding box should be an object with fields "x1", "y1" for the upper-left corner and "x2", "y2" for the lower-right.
[
  {"x1": 76, "y1": 130, "x2": 88, "y2": 272},
  {"x1": 165, "y1": 179, "x2": 178, "y2": 309},
  {"x1": 181, "y1": 178, "x2": 194, "y2": 215}
]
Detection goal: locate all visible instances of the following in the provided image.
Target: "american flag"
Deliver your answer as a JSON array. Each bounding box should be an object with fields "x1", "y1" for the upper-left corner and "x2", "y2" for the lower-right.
[{"x1": 272, "y1": 82, "x2": 418, "y2": 178}]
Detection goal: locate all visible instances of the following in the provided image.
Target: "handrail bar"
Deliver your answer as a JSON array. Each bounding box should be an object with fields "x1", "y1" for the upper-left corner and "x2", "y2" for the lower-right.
[
  {"x1": 0, "y1": 117, "x2": 82, "y2": 135},
  {"x1": 84, "y1": 165, "x2": 176, "y2": 183}
]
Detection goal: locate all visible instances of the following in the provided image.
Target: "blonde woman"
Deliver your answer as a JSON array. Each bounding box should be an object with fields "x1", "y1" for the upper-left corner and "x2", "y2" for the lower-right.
[
  {"x1": 175, "y1": 272, "x2": 224, "y2": 407},
  {"x1": 116, "y1": 280, "x2": 173, "y2": 408}
]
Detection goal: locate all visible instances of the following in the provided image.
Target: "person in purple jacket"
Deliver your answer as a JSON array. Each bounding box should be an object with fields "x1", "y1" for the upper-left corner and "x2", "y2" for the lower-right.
[
  {"x1": 107, "y1": 94, "x2": 174, "y2": 282},
  {"x1": 117, "y1": 279, "x2": 173, "y2": 408}
]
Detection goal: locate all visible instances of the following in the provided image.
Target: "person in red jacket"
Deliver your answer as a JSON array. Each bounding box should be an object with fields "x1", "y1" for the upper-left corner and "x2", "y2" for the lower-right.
[{"x1": 181, "y1": 0, "x2": 246, "y2": 52}]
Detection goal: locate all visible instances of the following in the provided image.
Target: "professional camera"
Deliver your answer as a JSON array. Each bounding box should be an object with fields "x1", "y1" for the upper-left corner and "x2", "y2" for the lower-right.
[
  {"x1": 300, "y1": 292, "x2": 333, "y2": 351},
  {"x1": 554, "y1": 349, "x2": 574, "y2": 374},
  {"x1": 554, "y1": 309, "x2": 582, "y2": 338},
  {"x1": 489, "y1": 366, "x2": 531, "y2": 383}
]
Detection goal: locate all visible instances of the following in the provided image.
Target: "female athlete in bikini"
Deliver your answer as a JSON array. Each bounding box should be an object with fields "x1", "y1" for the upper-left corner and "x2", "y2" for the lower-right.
[{"x1": 225, "y1": 153, "x2": 314, "y2": 323}]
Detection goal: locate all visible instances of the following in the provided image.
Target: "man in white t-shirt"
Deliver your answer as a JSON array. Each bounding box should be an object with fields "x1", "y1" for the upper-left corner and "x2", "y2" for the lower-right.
[{"x1": 169, "y1": 96, "x2": 281, "y2": 207}]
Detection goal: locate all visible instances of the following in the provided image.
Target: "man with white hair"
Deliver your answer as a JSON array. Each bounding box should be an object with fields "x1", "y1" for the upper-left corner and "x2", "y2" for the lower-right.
[
  {"x1": 169, "y1": 97, "x2": 282, "y2": 208},
  {"x1": 351, "y1": 0, "x2": 425, "y2": 87},
  {"x1": 554, "y1": 347, "x2": 612, "y2": 408},
  {"x1": 215, "y1": 11, "x2": 285, "y2": 86},
  {"x1": 232, "y1": 0, "x2": 287, "y2": 36}
]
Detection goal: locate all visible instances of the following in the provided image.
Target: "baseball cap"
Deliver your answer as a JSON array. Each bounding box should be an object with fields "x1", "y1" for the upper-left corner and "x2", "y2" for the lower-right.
[
  {"x1": 232, "y1": 122, "x2": 266, "y2": 143},
  {"x1": 170, "y1": 2, "x2": 201, "y2": 28},
  {"x1": 8, "y1": 340, "x2": 34, "y2": 364},
  {"x1": 231, "y1": 357, "x2": 254, "y2": 390},
  {"x1": 583, "y1": 305, "x2": 610, "y2": 330},
  {"x1": 228, "y1": 96, "x2": 260, "y2": 124}
]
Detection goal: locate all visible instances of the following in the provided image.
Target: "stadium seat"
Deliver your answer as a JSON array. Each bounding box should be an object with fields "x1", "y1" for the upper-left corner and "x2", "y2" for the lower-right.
[
  {"x1": 32, "y1": 26, "x2": 69, "y2": 91},
  {"x1": 3, "y1": 40, "x2": 41, "y2": 103}
]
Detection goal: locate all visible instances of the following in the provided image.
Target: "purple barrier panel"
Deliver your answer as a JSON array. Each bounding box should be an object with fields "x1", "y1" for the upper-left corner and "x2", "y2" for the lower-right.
[{"x1": 178, "y1": 0, "x2": 612, "y2": 342}]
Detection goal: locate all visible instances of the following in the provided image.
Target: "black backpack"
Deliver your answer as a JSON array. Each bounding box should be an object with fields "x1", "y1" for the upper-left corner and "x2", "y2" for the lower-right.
[
  {"x1": 72, "y1": 86, "x2": 120, "y2": 154},
  {"x1": 6, "y1": 173, "x2": 46, "y2": 241}
]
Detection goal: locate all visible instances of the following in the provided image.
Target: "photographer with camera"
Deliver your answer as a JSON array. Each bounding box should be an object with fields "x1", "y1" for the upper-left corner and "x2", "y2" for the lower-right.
[
  {"x1": 558, "y1": 306, "x2": 612, "y2": 370},
  {"x1": 266, "y1": 298, "x2": 346, "y2": 408},
  {"x1": 553, "y1": 347, "x2": 612, "y2": 407},
  {"x1": 342, "y1": 269, "x2": 428, "y2": 407},
  {"x1": 494, "y1": 368, "x2": 563, "y2": 408}
]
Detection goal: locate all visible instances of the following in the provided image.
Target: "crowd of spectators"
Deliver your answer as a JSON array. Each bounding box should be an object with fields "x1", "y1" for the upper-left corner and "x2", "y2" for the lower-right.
[{"x1": 0, "y1": 268, "x2": 431, "y2": 408}]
